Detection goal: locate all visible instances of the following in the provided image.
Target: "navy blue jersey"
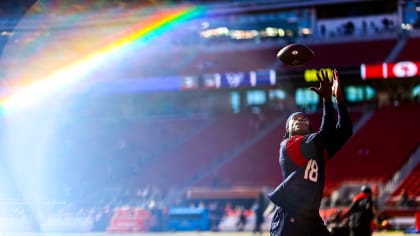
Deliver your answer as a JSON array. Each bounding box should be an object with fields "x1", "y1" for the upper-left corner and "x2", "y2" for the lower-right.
[{"x1": 268, "y1": 101, "x2": 352, "y2": 216}]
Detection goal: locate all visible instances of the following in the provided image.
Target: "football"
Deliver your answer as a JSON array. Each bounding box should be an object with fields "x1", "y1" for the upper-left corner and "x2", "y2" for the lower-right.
[{"x1": 276, "y1": 43, "x2": 315, "y2": 66}]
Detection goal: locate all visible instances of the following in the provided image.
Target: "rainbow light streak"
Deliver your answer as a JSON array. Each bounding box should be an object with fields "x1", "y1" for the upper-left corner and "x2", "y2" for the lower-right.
[{"x1": 2, "y1": 5, "x2": 204, "y2": 114}]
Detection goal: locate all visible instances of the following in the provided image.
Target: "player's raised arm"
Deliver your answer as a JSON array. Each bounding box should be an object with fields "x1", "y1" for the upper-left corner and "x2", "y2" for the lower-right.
[
  {"x1": 328, "y1": 69, "x2": 353, "y2": 157},
  {"x1": 305, "y1": 69, "x2": 335, "y2": 145}
]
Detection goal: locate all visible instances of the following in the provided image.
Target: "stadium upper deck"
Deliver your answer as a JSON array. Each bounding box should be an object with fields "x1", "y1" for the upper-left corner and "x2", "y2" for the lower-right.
[{"x1": 1, "y1": 0, "x2": 410, "y2": 76}]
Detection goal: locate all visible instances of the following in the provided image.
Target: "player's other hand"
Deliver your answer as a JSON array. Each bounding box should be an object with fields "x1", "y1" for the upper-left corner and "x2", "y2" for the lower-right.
[
  {"x1": 332, "y1": 69, "x2": 344, "y2": 103},
  {"x1": 310, "y1": 69, "x2": 332, "y2": 101}
]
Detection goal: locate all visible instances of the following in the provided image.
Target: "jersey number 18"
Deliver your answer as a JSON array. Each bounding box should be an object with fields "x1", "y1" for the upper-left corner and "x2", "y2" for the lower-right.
[{"x1": 304, "y1": 159, "x2": 318, "y2": 182}]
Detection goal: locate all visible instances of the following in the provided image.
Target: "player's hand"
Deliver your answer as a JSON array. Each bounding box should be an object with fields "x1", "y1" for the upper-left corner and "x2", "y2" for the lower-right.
[
  {"x1": 310, "y1": 69, "x2": 332, "y2": 101},
  {"x1": 332, "y1": 69, "x2": 344, "y2": 103}
]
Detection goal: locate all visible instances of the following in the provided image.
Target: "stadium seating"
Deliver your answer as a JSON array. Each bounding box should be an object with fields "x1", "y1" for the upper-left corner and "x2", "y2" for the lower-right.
[
  {"x1": 130, "y1": 110, "x2": 281, "y2": 189},
  {"x1": 178, "y1": 46, "x2": 280, "y2": 75},
  {"x1": 306, "y1": 39, "x2": 397, "y2": 67},
  {"x1": 395, "y1": 37, "x2": 420, "y2": 62},
  {"x1": 386, "y1": 162, "x2": 420, "y2": 206},
  {"x1": 196, "y1": 111, "x2": 286, "y2": 187},
  {"x1": 122, "y1": 117, "x2": 210, "y2": 159},
  {"x1": 325, "y1": 103, "x2": 420, "y2": 196}
]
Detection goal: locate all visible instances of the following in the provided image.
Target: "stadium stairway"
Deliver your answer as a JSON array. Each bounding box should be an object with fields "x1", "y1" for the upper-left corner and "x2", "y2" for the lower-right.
[
  {"x1": 385, "y1": 30, "x2": 409, "y2": 63},
  {"x1": 381, "y1": 146, "x2": 420, "y2": 207}
]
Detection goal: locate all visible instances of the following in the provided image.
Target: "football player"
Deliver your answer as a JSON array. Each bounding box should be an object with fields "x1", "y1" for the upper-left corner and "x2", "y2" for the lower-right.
[{"x1": 267, "y1": 69, "x2": 353, "y2": 236}]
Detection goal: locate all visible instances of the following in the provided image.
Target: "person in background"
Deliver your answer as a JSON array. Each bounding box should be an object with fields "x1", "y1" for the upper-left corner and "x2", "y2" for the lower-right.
[
  {"x1": 343, "y1": 185, "x2": 376, "y2": 236},
  {"x1": 253, "y1": 191, "x2": 266, "y2": 234},
  {"x1": 236, "y1": 206, "x2": 247, "y2": 231}
]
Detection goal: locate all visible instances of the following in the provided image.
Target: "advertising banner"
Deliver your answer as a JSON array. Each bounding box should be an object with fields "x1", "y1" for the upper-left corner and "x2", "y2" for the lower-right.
[{"x1": 361, "y1": 61, "x2": 420, "y2": 80}]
